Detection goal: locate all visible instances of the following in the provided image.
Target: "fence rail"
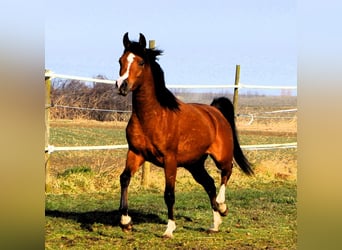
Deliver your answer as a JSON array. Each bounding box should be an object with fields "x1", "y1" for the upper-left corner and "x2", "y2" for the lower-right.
[
  {"x1": 45, "y1": 71, "x2": 118, "y2": 85},
  {"x1": 45, "y1": 70, "x2": 297, "y2": 90},
  {"x1": 45, "y1": 142, "x2": 297, "y2": 155}
]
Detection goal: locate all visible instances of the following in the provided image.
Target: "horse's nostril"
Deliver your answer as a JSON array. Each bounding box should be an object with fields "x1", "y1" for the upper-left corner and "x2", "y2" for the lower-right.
[{"x1": 118, "y1": 80, "x2": 129, "y2": 96}]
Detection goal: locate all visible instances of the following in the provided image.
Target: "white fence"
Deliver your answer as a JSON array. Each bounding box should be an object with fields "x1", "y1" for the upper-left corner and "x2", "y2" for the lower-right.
[
  {"x1": 45, "y1": 71, "x2": 297, "y2": 90},
  {"x1": 45, "y1": 71, "x2": 297, "y2": 154}
]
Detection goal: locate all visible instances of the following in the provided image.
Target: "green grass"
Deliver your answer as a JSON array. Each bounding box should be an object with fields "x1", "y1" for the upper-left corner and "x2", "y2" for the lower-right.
[
  {"x1": 50, "y1": 126, "x2": 127, "y2": 146},
  {"x1": 46, "y1": 119, "x2": 297, "y2": 249},
  {"x1": 46, "y1": 180, "x2": 296, "y2": 249}
]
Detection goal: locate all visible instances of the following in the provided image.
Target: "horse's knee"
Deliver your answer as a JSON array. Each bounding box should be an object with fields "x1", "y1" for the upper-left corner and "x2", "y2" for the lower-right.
[{"x1": 120, "y1": 170, "x2": 131, "y2": 186}]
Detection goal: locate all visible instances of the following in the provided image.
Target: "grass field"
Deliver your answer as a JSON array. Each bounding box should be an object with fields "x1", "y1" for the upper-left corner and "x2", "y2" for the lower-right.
[{"x1": 46, "y1": 117, "x2": 297, "y2": 249}]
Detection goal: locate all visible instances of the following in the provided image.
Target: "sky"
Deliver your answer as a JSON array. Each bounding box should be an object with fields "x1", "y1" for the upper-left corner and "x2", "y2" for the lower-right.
[{"x1": 45, "y1": 0, "x2": 296, "y2": 94}]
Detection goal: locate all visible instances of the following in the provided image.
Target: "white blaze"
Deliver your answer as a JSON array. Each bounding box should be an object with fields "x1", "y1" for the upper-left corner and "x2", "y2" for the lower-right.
[{"x1": 117, "y1": 53, "x2": 135, "y2": 88}]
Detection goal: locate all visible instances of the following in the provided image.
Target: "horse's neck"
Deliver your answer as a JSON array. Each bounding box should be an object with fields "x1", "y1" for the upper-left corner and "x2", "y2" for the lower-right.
[{"x1": 132, "y1": 78, "x2": 163, "y2": 123}]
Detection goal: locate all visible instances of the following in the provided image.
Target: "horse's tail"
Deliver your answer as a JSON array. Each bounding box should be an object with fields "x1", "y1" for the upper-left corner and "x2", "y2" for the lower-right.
[{"x1": 210, "y1": 97, "x2": 254, "y2": 176}]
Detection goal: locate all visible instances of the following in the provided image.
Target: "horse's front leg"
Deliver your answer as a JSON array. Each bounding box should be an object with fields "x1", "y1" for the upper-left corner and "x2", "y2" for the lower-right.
[
  {"x1": 119, "y1": 150, "x2": 144, "y2": 232},
  {"x1": 162, "y1": 157, "x2": 178, "y2": 238}
]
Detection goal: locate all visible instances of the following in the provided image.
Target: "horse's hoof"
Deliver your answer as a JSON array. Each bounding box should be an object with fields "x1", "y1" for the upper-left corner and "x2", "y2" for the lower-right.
[
  {"x1": 219, "y1": 208, "x2": 228, "y2": 217},
  {"x1": 206, "y1": 228, "x2": 219, "y2": 234},
  {"x1": 217, "y1": 203, "x2": 228, "y2": 217},
  {"x1": 162, "y1": 233, "x2": 173, "y2": 239},
  {"x1": 120, "y1": 221, "x2": 133, "y2": 232}
]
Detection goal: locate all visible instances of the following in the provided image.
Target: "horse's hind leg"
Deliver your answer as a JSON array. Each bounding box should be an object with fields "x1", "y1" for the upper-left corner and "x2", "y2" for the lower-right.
[
  {"x1": 186, "y1": 159, "x2": 223, "y2": 232},
  {"x1": 215, "y1": 161, "x2": 233, "y2": 217}
]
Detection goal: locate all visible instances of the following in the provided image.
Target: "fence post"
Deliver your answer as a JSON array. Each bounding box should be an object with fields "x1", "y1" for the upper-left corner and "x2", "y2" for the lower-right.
[
  {"x1": 149, "y1": 40, "x2": 155, "y2": 50},
  {"x1": 45, "y1": 70, "x2": 52, "y2": 192},
  {"x1": 141, "y1": 40, "x2": 155, "y2": 187},
  {"x1": 141, "y1": 161, "x2": 150, "y2": 187},
  {"x1": 233, "y1": 65, "x2": 240, "y2": 113}
]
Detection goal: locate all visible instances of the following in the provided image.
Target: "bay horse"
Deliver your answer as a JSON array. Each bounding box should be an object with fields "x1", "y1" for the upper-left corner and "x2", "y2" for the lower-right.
[{"x1": 116, "y1": 33, "x2": 253, "y2": 238}]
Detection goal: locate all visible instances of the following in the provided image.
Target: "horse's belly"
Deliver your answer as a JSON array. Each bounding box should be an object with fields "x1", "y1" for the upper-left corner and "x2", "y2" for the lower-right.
[{"x1": 176, "y1": 141, "x2": 209, "y2": 165}]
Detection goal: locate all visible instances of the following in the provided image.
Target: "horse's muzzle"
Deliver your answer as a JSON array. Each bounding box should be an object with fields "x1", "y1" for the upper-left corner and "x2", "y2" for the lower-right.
[{"x1": 117, "y1": 79, "x2": 130, "y2": 96}]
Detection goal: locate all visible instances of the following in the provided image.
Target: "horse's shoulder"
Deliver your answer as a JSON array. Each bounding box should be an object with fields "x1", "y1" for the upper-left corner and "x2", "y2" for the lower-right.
[{"x1": 126, "y1": 116, "x2": 143, "y2": 134}]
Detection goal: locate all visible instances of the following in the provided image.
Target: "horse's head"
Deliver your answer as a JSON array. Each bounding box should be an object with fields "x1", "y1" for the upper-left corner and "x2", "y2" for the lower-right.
[{"x1": 116, "y1": 32, "x2": 148, "y2": 96}]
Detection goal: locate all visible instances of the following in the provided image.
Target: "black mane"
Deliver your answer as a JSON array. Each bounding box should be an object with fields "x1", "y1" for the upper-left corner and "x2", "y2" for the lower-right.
[{"x1": 124, "y1": 42, "x2": 180, "y2": 111}]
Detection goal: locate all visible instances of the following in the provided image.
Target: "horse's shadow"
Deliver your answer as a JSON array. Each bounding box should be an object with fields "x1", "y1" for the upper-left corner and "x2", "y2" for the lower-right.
[{"x1": 45, "y1": 209, "x2": 165, "y2": 231}]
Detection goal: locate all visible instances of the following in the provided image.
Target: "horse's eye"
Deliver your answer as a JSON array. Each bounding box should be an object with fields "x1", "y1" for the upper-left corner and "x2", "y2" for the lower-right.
[{"x1": 138, "y1": 60, "x2": 145, "y2": 66}]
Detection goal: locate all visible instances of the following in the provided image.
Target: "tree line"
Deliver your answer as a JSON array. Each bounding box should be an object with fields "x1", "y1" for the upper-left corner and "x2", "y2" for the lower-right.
[{"x1": 50, "y1": 76, "x2": 236, "y2": 122}]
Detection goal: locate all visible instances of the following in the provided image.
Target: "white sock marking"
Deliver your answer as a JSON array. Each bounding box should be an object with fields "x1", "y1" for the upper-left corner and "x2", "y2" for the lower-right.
[
  {"x1": 117, "y1": 53, "x2": 135, "y2": 88},
  {"x1": 216, "y1": 184, "x2": 226, "y2": 204},
  {"x1": 210, "y1": 210, "x2": 222, "y2": 231},
  {"x1": 163, "y1": 219, "x2": 176, "y2": 237},
  {"x1": 120, "y1": 214, "x2": 131, "y2": 225}
]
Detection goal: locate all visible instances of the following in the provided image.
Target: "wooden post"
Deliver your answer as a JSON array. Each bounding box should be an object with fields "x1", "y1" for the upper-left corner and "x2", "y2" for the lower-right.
[
  {"x1": 149, "y1": 40, "x2": 155, "y2": 50},
  {"x1": 45, "y1": 70, "x2": 52, "y2": 192},
  {"x1": 141, "y1": 161, "x2": 151, "y2": 187},
  {"x1": 233, "y1": 65, "x2": 240, "y2": 113},
  {"x1": 141, "y1": 40, "x2": 155, "y2": 187}
]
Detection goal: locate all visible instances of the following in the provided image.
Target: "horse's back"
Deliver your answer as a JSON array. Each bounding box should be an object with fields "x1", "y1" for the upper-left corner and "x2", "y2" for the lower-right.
[
  {"x1": 182, "y1": 103, "x2": 232, "y2": 133},
  {"x1": 175, "y1": 102, "x2": 233, "y2": 165}
]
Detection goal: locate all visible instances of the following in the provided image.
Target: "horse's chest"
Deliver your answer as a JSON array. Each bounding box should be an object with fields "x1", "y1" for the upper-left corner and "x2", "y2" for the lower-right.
[{"x1": 127, "y1": 128, "x2": 168, "y2": 164}]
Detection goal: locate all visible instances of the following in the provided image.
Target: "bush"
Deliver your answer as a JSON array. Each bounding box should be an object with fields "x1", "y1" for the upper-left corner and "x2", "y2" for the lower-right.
[{"x1": 51, "y1": 76, "x2": 132, "y2": 121}]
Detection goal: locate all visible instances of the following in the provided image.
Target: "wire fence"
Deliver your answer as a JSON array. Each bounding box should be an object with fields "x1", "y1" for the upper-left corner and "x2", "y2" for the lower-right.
[
  {"x1": 45, "y1": 70, "x2": 297, "y2": 154},
  {"x1": 50, "y1": 103, "x2": 297, "y2": 127}
]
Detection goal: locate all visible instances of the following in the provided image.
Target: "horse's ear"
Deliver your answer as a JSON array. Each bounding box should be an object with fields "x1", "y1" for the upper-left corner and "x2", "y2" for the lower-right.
[
  {"x1": 123, "y1": 32, "x2": 130, "y2": 49},
  {"x1": 139, "y1": 33, "x2": 146, "y2": 48}
]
